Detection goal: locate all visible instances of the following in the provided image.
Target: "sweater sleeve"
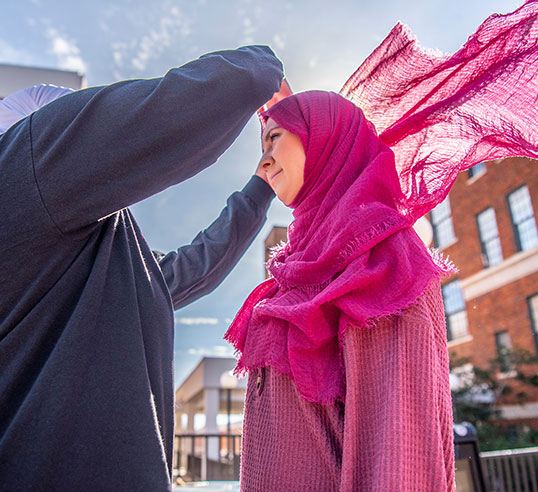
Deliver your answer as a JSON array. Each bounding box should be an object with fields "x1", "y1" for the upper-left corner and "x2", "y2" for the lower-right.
[
  {"x1": 339, "y1": 281, "x2": 455, "y2": 492},
  {"x1": 28, "y1": 45, "x2": 282, "y2": 238},
  {"x1": 157, "y1": 175, "x2": 275, "y2": 310}
]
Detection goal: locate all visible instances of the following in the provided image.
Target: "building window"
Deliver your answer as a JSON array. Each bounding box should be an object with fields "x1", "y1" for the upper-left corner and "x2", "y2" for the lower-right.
[
  {"x1": 468, "y1": 162, "x2": 486, "y2": 179},
  {"x1": 476, "y1": 207, "x2": 503, "y2": 267},
  {"x1": 442, "y1": 280, "x2": 468, "y2": 341},
  {"x1": 528, "y1": 294, "x2": 538, "y2": 354},
  {"x1": 431, "y1": 197, "x2": 456, "y2": 248},
  {"x1": 508, "y1": 185, "x2": 538, "y2": 251},
  {"x1": 495, "y1": 330, "x2": 514, "y2": 374}
]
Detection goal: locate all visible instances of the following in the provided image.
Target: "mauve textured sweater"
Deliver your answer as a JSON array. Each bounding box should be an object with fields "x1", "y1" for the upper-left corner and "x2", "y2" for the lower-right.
[
  {"x1": 0, "y1": 46, "x2": 282, "y2": 492},
  {"x1": 240, "y1": 280, "x2": 455, "y2": 492}
]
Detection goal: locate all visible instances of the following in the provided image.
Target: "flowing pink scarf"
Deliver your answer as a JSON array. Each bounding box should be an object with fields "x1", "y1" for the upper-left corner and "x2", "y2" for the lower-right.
[{"x1": 225, "y1": 1, "x2": 538, "y2": 404}]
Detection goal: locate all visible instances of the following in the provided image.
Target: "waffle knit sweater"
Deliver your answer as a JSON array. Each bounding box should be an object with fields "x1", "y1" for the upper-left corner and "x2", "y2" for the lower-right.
[{"x1": 240, "y1": 279, "x2": 455, "y2": 492}]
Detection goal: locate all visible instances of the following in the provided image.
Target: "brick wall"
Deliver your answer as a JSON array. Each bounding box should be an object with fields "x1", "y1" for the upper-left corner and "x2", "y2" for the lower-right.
[
  {"x1": 443, "y1": 157, "x2": 538, "y2": 277},
  {"x1": 439, "y1": 157, "x2": 538, "y2": 414}
]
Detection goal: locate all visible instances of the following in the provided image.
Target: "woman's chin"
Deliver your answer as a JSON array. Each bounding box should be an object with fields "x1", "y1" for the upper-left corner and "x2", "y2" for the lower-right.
[{"x1": 277, "y1": 193, "x2": 292, "y2": 206}]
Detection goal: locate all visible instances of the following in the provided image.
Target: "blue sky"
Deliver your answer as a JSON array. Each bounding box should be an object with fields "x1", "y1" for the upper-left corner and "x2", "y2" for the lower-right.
[{"x1": 1, "y1": 0, "x2": 522, "y2": 386}]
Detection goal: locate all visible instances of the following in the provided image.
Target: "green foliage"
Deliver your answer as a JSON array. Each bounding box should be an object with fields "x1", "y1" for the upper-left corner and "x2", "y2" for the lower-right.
[
  {"x1": 450, "y1": 347, "x2": 538, "y2": 451},
  {"x1": 476, "y1": 423, "x2": 538, "y2": 452}
]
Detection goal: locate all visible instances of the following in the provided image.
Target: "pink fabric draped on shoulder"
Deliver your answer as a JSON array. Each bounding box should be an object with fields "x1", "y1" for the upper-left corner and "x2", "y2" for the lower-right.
[{"x1": 239, "y1": 279, "x2": 454, "y2": 491}]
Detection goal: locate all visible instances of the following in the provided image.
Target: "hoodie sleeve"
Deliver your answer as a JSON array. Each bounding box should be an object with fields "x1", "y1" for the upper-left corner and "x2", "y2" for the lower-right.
[
  {"x1": 28, "y1": 45, "x2": 282, "y2": 238},
  {"x1": 157, "y1": 175, "x2": 275, "y2": 309}
]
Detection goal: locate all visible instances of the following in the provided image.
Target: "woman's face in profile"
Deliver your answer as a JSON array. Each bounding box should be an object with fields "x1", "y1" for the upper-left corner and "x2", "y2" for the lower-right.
[{"x1": 260, "y1": 118, "x2": 306, "y2": 206}]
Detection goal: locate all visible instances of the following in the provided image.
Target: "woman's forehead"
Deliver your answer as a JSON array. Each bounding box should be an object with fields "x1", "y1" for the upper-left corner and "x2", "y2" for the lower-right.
[
  {"x1": 263, "y1": 117, "x2": 279, "y2": 134},
  {"x1": 261, "y1": 118, "x2": 282, "y2": 144}
]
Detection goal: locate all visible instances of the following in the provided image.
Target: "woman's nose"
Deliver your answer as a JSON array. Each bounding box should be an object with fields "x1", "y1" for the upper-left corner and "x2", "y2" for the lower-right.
[{"x1": 259, "y1": 153, "x2": 274, "y2": 171}]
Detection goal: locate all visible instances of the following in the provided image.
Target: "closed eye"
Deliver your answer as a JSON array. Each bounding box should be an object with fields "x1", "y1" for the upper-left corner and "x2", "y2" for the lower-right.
[{"x1": 262, "y1": 124, "x2": 282, "y2": 152}]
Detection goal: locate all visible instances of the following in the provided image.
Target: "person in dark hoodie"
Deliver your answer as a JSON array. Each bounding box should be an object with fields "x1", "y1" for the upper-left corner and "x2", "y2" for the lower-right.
[{"x1": 0, "y1": 45, "x2": 283, "y2": 492}]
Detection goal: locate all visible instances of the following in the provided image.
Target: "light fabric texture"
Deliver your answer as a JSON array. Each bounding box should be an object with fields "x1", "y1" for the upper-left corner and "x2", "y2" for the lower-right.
[
  {"x1": 0, "y1": 84, "x2": 73, "y2": 134},
  {"x1": 340, "y1": 0, "x2": 538, "y2": 219},
  {"x1": 240, "y1": 280, "x2": 455, "y2": 492},
  {"x1": 227, "y1": 3, "x2": 538, "y2": 489}
]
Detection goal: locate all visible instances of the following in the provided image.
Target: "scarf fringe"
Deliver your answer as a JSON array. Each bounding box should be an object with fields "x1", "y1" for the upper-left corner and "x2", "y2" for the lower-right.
[
  {"x1": 429, "y1": 248, "x2": 458, "y2": 276},
  {"x1": 268, "y1": 217, "x2": 409, "y2": 294},
  {"x1": 226, "y1": 274, "x2": 445, "y2": 406}
]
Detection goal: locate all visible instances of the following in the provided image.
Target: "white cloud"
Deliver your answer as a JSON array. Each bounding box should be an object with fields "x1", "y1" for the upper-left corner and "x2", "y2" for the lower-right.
[
  {"x1": 113, "y1": 51, "x2": 122, "y2": 65},
  {"x1": 130, "y1": 7, "x2": 192, "y2": 72},
  {"x1": 186, "y1": 345, "x2": 234, "y2": 357},
  {"x1": 0, "y1": 39, "x2": 35, "y2": 66},
  {"x1": 212, "y1": 345, "x2": 232, "y2": 354},
  {"x1": 176, "y1": 317, "x2": 219, "y2": 325},
  {"x1": 242, "y1": 17, "x2": 256, "y2": 45},
  {"x1": 111, "y1": 41, "x2": 129, "y2": 66},
  {"x1": 45, "y1": 28, "x2": 87, "y2": 74},
  {"x1": 272, "y1": 33, "x2": 286, "y2": 51}
]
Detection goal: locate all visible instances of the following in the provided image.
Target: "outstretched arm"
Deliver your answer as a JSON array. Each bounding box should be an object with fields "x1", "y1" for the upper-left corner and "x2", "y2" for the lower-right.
[
  {"x1": 156, "y1": 175, "x2": 274, "y2": 309},
  {"x1": 28, "y1": 45, "x2": 282, "y2": 237}
]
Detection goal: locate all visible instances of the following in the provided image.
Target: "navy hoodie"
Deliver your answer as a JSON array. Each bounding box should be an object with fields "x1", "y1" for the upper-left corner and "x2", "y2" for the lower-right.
[{"x1": 0, "y1": 46, "x2": 282, "y2": 491}]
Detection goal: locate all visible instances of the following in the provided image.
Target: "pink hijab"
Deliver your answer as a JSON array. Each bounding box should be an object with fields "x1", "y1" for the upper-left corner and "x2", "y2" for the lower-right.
[
  {"x1": 226, "y1": 93, "x2": 451, "y2": 404},
  {"x1": 225, "y1": 0, "x2": 538, "y2": 404}
]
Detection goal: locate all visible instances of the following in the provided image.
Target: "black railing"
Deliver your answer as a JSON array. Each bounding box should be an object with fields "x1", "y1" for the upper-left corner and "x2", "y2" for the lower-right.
[
  {"x1": 481, "y1": 447, "x2": 538, "y2": 492},
  {"x1": 174, "y1": 432, "x2": 538, "y2": 490},
  {"x1": 174, "y1": 433, "x2": 242, "y2": 482}
]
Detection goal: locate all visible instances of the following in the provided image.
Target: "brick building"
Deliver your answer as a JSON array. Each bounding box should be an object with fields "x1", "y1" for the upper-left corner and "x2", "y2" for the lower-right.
[{"x1": 430, "y1": 157, "x2": 538, "y2": 426}]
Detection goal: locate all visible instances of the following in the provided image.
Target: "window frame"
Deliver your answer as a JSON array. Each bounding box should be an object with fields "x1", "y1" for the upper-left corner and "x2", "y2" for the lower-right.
[
  {"x1": 431, "y1": 196, "x2": 456, "y2": 249},
  {"x1": 442, "y1": 280, "x2": 469, "y2": 341},
  {"x1": 507, "y1": 185, "x2": 538, "y2": 252},
  {"x1": 495, "y1": 330, "x2": 514, "y2": 374},
  {"x1": 468, "y1": 162, "x2": 486, "y2": 180},
  {"x1": 527, "y1": 293, "x2": 538, "y2": 355},
  {"x1": 476, "y1": 207, "x2": 503, "y2": 268}
]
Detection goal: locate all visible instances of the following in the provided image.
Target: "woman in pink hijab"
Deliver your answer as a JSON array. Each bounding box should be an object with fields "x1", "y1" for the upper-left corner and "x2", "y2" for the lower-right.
[
  {"x1": 227, "y1": 91, "x2": 455, "y2": 492},
  {"x1": 226, "y1": 2, "x2": 538, "y2": 490}
]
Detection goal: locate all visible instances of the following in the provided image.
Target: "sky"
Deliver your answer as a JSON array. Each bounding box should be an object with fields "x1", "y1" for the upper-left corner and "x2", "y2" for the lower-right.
[{"x1": 0, "y1": 0, "x2": 523, "y2": 387}]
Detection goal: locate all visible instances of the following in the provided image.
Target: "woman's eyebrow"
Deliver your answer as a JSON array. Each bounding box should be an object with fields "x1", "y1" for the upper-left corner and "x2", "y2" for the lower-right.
[{"x1": 263, "y1": 125, "x2": 282, "y2": 142}]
